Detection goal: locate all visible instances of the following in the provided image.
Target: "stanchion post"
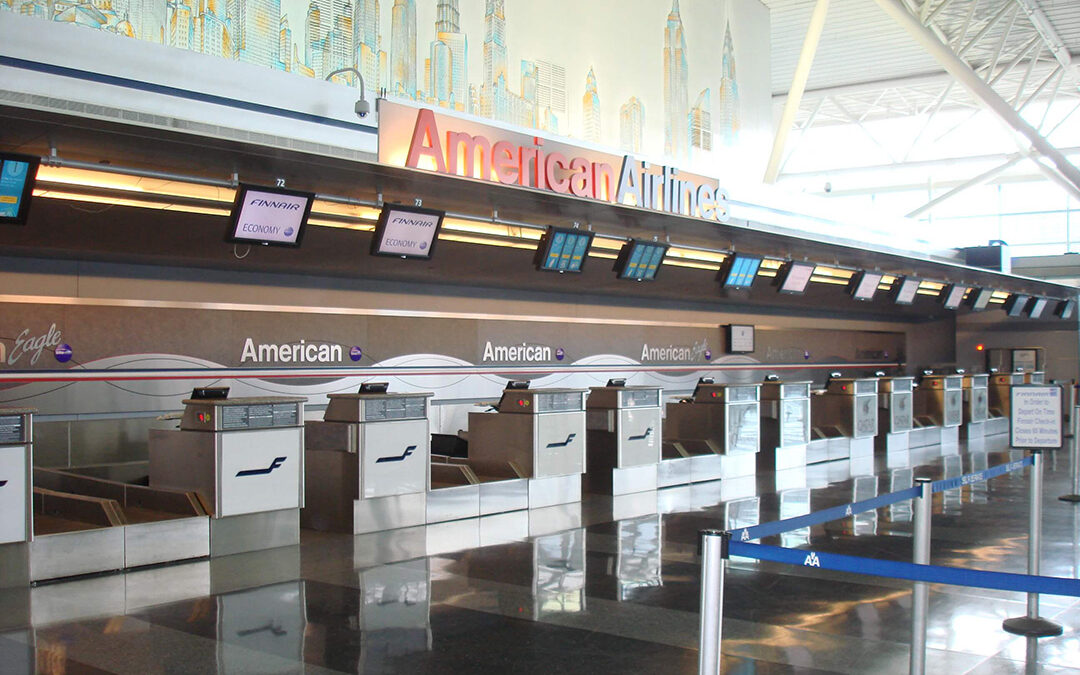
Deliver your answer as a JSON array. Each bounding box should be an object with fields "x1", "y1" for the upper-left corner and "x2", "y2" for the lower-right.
[
  {"x1": 699, "y1": 529, "x2": 730, "y2": 675},
  {"x1": 1060, "y1": 407, "x2": 1080, "y2": 502},
  {"x1": 910, "y1": 478, "x2": 932, "y2": 675},
  {"x1": 1003, "y1": 450, "x2": 1063, "y2": 637}
]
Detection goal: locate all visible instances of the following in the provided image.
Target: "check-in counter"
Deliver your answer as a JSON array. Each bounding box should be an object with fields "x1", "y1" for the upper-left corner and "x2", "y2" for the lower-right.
[
  {"x1": 468, "y1": 385, "x2": 587, "y2": 508},
  {"x1": 962, "y1": 374, "x2": 990, "y2": 440},
  {"x1": 759, "y1": 380, "x2": 811, "y2": 470},
  {"x1": 663, "y1": 381, "x2": 760, "y2": 486},
  {"x1": 876, "y1": 376, "x2": 914, "y2": 454},
  {"x1": 989, "y1": 372, "x2": 1024, "y2": 417},
  {"x1": 912, "y1": 374, "x2": 963, "y2": 448},
  {"x1": 810, "y1": 378, "x2": 878, "y2": 461},
  {"x1": 150, "y1": 395, "x2": 305, "y2": 556},
  {"x1": 0, "y1": 408, "x2": 33, "y2": 587},
  {"x1": 303, "y1": 387, "x2": 432, "y2": 534},
  {"x1": 584, "y1": 382, "x2": 662, "y2": 495}
]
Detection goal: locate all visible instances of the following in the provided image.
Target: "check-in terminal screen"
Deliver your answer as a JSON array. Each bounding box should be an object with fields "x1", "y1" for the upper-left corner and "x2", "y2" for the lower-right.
[
  {"x1": 364, "y1": 397, "x2": 427, "y2": 421},
  {"x1": 619, "y1": 390, "x2": 660, "y2": 408},
  {"x1": 221, "y1": 403, "x2": 300, "y2": 430},
  {"x1": 535, "y1": 392, "x2": 585, "y2": 412}
]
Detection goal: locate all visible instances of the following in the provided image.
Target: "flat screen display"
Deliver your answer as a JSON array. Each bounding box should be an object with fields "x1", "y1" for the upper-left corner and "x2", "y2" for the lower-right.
[
  {"x1": 849, "y1": 271, "x2": 883, "y2": 301},
  {"x1": 777, "y1": 261, "x2": 816, "y2": 294},
  {"x1": 371, "y1": 203, "x2": 445, "y2": 259},
  {"x1": 1026, "y1": 297, "x2": 1048, "y2": 318},
  {"x1": 1004, "y1": 294, "x2": 1029, "y2": 316},
  {"x1": 0, "y1": 152, "x2": 40, "y2": 225},
  {"x1": 893, "y1": 276, "x2": 920, "y2": 305},
  {"x1": 536, "y1": 227, "x2": 593, "y2": 272},
  {"x1": 226, "y1": 184, "x2": 314, "y2": 247},
  {"x1": 941, "y1": 285, "x2": 967, "y2": 309},
  {"x1": 967, "y1": 288, "x2": 994, "y2": 310},
  {"x1": 1054, "y1": 299, "x2": 1076, "y2": 319},
  {"x1": 721, "y1": 254, "x2": 763, "y2": 288},
  {"x1": 615, "y1": 240, "x2": 667, "y2": 280}
]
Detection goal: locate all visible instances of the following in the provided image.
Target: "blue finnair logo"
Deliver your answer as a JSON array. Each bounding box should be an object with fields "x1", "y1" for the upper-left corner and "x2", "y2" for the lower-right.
[
  {"x1": 546, "y1": 433, "x2": 577, "y2": 449},
  {"x1": 236, "y1": 457, "x2": 287, "y2": 477},
  {"x1": 376, "y1": 445, "x2": 416, "y2": 463},
  {"x1": 628, "y1": 427, "x2": 654, "y2": 442}
]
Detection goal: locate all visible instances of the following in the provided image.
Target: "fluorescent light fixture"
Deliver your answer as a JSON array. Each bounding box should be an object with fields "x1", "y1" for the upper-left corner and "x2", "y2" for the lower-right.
[
  {"x1": 777, "y1": 261, "x2": 816, "y2": 294},
  {"x1": 1054, "y1": 299, "x2": 1076, "y2": 319},
  {"x1": 892, "y1": 276, "x2": 921, "y2": 305},
  {"x1": 0, "y1": 152, "x2": 40, "y2": 225},
  {"x1": 1025, "y1": 297, "x2": 1049, "y2": 318},
  {"x1": 965, "y1": 287, "x2": 994, "y2": 311},
  {"x1": 849, "y1": 271, "x2": 883, "y2": 301},
  {"x1": 225, "y1": 183, "x2": 314, "y2": 247},
  {"x1": 1003, "y1": 294, "x2": 1029, "y2": 316},
  {"x1": 535, "y1": 226, "x2": 594, "y2": 273},
  {"x1": 614, "y1": 239, "x2": 668, "y2": 280},
  {"x1": 940, "y1": 284, "x2": 968, "y2": 310},
  {"x1": 719, "y1": 254, "x2": 763, "y2": 289},
  {"x1": 371, "y1": 203, "x2": 445, "y2": 259}
]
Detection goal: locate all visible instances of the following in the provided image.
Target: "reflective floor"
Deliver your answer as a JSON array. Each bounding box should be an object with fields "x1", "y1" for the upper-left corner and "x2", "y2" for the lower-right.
[{"x1": 2, "y1": 435, "x2": 1079, "y2": 674}]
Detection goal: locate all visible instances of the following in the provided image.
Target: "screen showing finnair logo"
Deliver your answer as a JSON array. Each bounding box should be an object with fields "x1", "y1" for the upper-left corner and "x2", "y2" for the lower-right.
[
  {"x1": 233, "y1": 190, "x2": 309, "y2": 244},
  {"x1": 377, "y1": 210, "x2": 440, "y2": 256}
]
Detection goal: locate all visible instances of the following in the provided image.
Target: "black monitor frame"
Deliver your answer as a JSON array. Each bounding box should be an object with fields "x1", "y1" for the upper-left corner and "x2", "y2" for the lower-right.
[
  {"x1": 1003, "y1": 294, "x2": 1029, "y2": 316},
  {"x1": 191, "y1": 386, "x2": 230, "y2": 400},
  {"x1": 225, "y1": 183, "x2": 314, "y2": 247},
  {"x1": 535, "y1": 226, "x2": 595, "y2": 273},
  {"x1": 718, "y1": 254, "x2": 764, "y2": 289},
  {"x1": 370, "y1": 202, "x2": 446, "y2": 260},
  {"x1": 940, "y1": 284, "x2": 968, "y2": 310},
  {"x1": 965, "y1": 287, "x2": 994, "y2": 311},
  {"x1": 359, "y1": 382, "x2": 390, "y2": 393},
  {"x1": 848, "y1": 270, "x2": 884, "y2": 302},
  {"x1": 613, "y1": 239, "x2": 669, "y2": 281},
  {"x1": 892, "y1": 276, "x2": 921, "y2": 305},
  {"x1": 776, "y1": 261, "x2": 816, "y2": 295},
  {"x1": 0, "y1": 152, "x2": 40, "y2": 225}
]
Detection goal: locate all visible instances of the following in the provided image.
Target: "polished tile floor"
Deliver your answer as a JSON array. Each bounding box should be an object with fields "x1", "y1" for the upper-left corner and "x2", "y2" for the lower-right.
[{"x1": 2, "y1": 435, "x2": 1079, "y2": 674}]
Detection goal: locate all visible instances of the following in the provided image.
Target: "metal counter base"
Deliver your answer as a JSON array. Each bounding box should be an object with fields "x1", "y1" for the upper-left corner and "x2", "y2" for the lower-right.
[
  {"x1": 210, "y1": 509, "x2": 298, "y2": 557},
  {"x1": 584, "y1": 464, "x2": 659, "y2": 496},
  {"x1": 875, "y1": 431, "x2": 910, "y2": 453},
  {"x1": 29, "y1": 516, "x2": 209, "y2": 583},
  {"x1": 984, "y1": 417, "x2": 1010, "y2": 436},
  {"x1": 763, "y1": 444, "x2": 807, "y2": 471},
  {"x1": 0, "y1": 543, "x2": 29, "y2": 588}
]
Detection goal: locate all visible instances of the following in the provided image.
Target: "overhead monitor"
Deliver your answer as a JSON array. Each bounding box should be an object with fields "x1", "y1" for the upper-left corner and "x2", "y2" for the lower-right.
[
  {"x1": 0, "y1": 152, "x2": 40, "y2": 225},
  {"x1": 1003, "y1": 294, "x2": 1029, "y2": 317},
  {"x1": 505, "y1": 380, "x2": 531, "y2": 390},
  {"x1": 776, "y1": 261, "x2": 816, "y2": 294},
  {"x1": 849, "y1": 271, "x2": 884, "y2": 301},
  {"x1": 966, "y1": 287, "x2": 994, "y2": 311},
  {"x1": 940, "y1": 284, "x2": 968, "y2": 310},
  {"x1": 614, "y1": 239, "x2": 668, "y2": 280},
  {"x1": 190, "y1": 386, "x2": 229, "y2": 400},
  {"x1": 1054, "y1": 299, "x2": 1076, "y2": 319},
  {"x1": 225, "y1": 183, "x2": 314, "y2": 247},
  {"x1": 606, "y1": 378, "x2": 626, "y2": 387},
  {"x1": 719, "y1": 254, "x2": 763, "y2": 289},
  {"x1": 535, "y1": 226, "x2": 593, "y2": 273},
  {"x1": 892, "y1": 276, "x2": 921, "y2": 305},
  {"x1": 371, "y1": 203, "x2": 445, "y2": 259},
  {"x1": 1025, "y1": 297, "x2": 1049, "y2": 318},
  {"x1": 359, "y1": 382, "x2": 390, "y2": 393}
]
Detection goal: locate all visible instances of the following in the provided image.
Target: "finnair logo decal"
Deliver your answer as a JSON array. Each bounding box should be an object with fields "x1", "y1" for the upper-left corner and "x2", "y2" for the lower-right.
[
  {"x1": 236, "y1": 457, "x2": 287, "y2": 477},
  {"x1": 376, "y1": 445, "x2": 417, "y2": 463},
  {"x1": 804, "y1": 552, "x2": 821, "y2": 568},
  {"x1": 546, "y1": 433, "x2": 577, "y2": 448}
]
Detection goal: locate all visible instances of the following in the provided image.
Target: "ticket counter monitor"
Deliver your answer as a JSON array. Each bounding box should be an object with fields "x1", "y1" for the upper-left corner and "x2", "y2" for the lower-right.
[
  {"x1": 912, "y1": 374, "x2": 963, "y2": 447},
  {"x1": 150, "y1": 394, "x2": 305, "y2": 556},
  {"x1": 468, "y1": 384, "x2": 587, "y2": 508},
  {"x1": 962, "y1": 374, "x2": 990, "y2": 440},
  {"x1": 584, "y1": 381, "x2": 662, "y2": 495},
  {"x1": 0, "y1": 408, "x2": 33, "y2": 587},
  {"x1": 663, "y1": 380, "x2": 760, "y2": 485},
  {"x1": 302, "y1": 386, "x2": 432, "y2": 534},
  {"x1": 876, "y1": 377, "x2": 914, "y2": 453},
  {"x1": 759, "y1": 380, "x2": 810, "y2": 470},
  {"x1": 810, "y1": 377, "x2": 878, "y2": 461}
]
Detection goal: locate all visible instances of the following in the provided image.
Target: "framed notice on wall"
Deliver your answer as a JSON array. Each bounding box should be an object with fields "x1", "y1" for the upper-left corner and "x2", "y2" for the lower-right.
[
  {"x1": 726, "y1": 324, "x2": 755, "y2": 354},
  {"x1": 1010, "y1": 385, "x2": 1062, "y2": 449}
]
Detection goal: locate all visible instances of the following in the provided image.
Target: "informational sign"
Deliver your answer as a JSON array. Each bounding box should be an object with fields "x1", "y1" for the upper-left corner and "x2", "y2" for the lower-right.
[
  {"x1": 226, "y1": 185, "x2": 313, "y2": 247},
  {"x1": 1010, "y1": 385, "x2": 1062, "y2": 449}
]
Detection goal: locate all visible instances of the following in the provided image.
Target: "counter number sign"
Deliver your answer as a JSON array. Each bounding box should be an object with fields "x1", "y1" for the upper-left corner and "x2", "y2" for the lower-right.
[{"x1": 1010, "y1": 385, "x2": 1062, "y2": 449}]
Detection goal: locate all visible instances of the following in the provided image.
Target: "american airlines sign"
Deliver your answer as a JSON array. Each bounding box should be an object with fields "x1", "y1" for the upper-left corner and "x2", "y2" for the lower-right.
[{"x1": 378, "y1": 101, "x2": 731, "y2": 223}]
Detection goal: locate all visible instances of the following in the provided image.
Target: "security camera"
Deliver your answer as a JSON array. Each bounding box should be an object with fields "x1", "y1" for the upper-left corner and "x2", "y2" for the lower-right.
[{"x1": 354, "y1": 99, "x2": 371, "y2": 118}]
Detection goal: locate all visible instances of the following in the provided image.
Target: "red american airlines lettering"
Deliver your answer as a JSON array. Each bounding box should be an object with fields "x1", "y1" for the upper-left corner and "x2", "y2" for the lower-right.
[{"x1": 381, "y1": 102, "x2": 730, "y2": 222}]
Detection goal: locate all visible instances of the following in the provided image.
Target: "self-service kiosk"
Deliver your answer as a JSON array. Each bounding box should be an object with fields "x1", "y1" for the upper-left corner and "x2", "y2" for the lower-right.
[
  {"x1": 810, "y1": 377, "x2": 878, "y2": 461},
  {"x1": 913, "y1": 374, "x2": 963, "y2": 447},
  {"x1": 989, "y1": 372, "x2": 1024, "y2": 417},
  {"x1": 663, "y1": 380, "x2": 760, "y2": 486},
  {"x1": 584, "y1": 380, "x2": 662, "y2": 495},
  {"x1": 303, "y1": 385, "x2": 433, "y2": 534},
  {"x1": 0, "y1": 408, "x2": 32, "y2": 587},
  {"x1": 759, "y1": 379, "x2": 811, "y2": 470},
  {"x1": 149, "y1": 393, "x2": 305, "y2": 556},
  {"x1": 962, "y1": 374, "x2": 990, "y2": 439},
  {"x1": 468, "y1": 383, "x2": 587, "y2": 508},
  {"x1": 876, "y1": 376, "x2": 914, "y2": 453}
]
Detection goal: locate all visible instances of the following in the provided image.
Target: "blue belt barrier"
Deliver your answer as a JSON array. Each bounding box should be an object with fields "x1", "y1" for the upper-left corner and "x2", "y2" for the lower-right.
[
  {"x1": 931, "y1": 456, "x2": 1031, "y2": 494},
  {"x1": 728, "y1": 541, "x2": 1080, "y2": 598}
]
